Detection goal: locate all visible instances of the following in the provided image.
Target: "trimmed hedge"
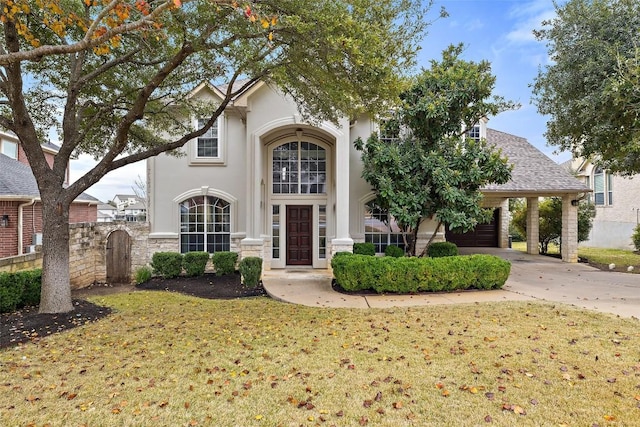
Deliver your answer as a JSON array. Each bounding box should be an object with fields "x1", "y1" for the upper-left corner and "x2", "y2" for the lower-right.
[
  {"x1": 212, "y1": 251, "x2": 238, "y2": 276},
  {"x1": 384, "y1": 245, "x2": 404, "y2": 258},
  {"x1": 151, "y1": 252, "x2": 184, "y2": 279},
  {"x1": 353, "y1": 242, "x2": 376, "y2": 256},
  {"x1": 427, "y1": 242, "x2": 459, "y2": 258},
  {"x1": 331, "y1": 254, "x2": 510, "y2": 293},
  {"x1": 0, "y1": 269, "x2": 42, "y2": 313},
  {"x1": 183, "y1": 251, "x2": 210, "y2": 277},
  {"x1": 239, "y1": 257, "x2": 262, "y2": 288}
]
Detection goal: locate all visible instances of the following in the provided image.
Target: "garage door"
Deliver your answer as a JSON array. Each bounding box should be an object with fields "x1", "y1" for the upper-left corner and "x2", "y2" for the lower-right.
[{"x1": 445, "y1": 209, "x2": 499, "y2": 247}]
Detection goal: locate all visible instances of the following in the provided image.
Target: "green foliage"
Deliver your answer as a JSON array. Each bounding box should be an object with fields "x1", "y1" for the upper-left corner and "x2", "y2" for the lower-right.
[
  {"x1": 134, "y1": 266, "x2": 153, "y2": 285},
  {"x1": 239, "y1": 257, "x2": 263, "y2": 288},
  {"x1": 212, "y1": 252, "x2": 238, "y2": 276},
  {"x1": 151, "y1": 252, "x2": 184, "y2": 279},
  {"x1": 632, "y1": 224, "x2": 640, "y2": 251},
  {"x1": 0, "y1": 269, "x2": 42, "y2": 313},
  {"x1": 533, "y1": 0, "x2": 640, "y2": 174},
  {"x1": 3, "y1": 0, "x2": 431, "y2": 314},
  {"x1": 0, "y1": 272, "x2": 24, "y2": 313},
  {"x1": 356, "y1": 44, "x2": 514, "y2": 256},
  {"x1": 331, "y1": 254, "x2": 510, "y2": 293},
  {"x1": 353, "y1": 242, "x2": 376, "y2": 256},
  {"x1": 384, "y1": 245, "x2": 404, "y2": 258},
  {"x1": 332, "y1": 251, "x2": 353, "y2": 258},
  {"x1": 427, "y1": 242, "x2": 459, "y2": 258},
  {"x1": 511, "y1": 198, "x2": 596, "y2": 254},
  {"x1": 19, "y1": 269, "x2": 42, "y2": 307},
  {"x1": 183, "y1": 252, "x2": 210, "y2": 277}
]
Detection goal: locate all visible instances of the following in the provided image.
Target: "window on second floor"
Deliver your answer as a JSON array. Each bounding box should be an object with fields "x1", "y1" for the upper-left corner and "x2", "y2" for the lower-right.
[
  {"x1": 465, "y1": 124, "x2": 480, "y2": 141},
  {"x1": 1, "y1": 140, "x2": 18, "y2": 159},
  {"x1": 197, "y1": 118, "x2": 219, "y2": 158},
  {"x1": 593, "y1": 166, "x2": 613, "y2": 206},
  {"x1": 189, "y1": 116, "x2": 225, "y2": 165}
]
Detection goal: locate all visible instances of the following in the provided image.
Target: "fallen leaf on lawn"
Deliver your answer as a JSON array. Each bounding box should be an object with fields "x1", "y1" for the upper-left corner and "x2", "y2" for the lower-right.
[
  {"x1": 484, "y1": 415, "x2": 493, "y2": 423},
  {"x1": 158, "y1": 400, "x2": 168, "y2": 408},
  {"x1": 393, "y1": 401, "x2": 403, "y2": 409},
  {"x1": 604, "y1": 415, "x2": 617, "y2": 421}
]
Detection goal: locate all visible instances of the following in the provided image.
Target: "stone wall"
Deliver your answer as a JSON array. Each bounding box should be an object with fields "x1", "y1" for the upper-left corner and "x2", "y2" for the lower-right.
[{"x1": 1, "y1": 221, "x2": 150, "y2": 289}]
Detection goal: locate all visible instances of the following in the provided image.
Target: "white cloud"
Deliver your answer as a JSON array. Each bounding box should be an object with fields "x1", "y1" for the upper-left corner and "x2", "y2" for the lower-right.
[
  {"x1": 71, "y1": 155, "x2": 146, "y2": 203},
  {"x1": 506, "y1": 1, "x2": 556, "y2": 45}
]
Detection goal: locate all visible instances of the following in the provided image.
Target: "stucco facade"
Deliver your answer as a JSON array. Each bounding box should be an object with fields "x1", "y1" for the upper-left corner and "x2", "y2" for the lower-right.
[
  {"x1": 571, "y1": 158, "x2": 640, "y2": 250},
  {"x1": 148, "y1": 82, "x2": 587, "y2": 267}
]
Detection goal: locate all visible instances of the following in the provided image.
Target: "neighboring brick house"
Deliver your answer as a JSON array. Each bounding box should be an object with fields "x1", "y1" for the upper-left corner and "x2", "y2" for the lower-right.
[
  {"x1": 570, "y1": 158, "x2": 640, "y2": 250},
  {"x1": 0, "y1": 131, "x2": 99, "y2": 259},
  {"x1": 148, "y1": 81, "x2": 588, "y2": 266}
]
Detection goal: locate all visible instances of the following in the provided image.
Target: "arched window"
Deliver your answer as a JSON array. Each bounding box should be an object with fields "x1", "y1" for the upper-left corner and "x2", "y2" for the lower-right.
[
  {"x1": 364, "y1": 200, "x2": 408, "y2": 254},
  {"x1": 179, "y1": 196, "x2": 230, "y2": 253},
  {"x1": 272, "y1": 142, "x2": 326, "y2": 194}
]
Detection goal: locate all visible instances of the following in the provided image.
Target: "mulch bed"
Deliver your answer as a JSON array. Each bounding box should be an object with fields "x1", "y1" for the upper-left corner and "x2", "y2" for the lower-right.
[{"x1": 0, "y1": 272, "x2": 267, "y2": 350}]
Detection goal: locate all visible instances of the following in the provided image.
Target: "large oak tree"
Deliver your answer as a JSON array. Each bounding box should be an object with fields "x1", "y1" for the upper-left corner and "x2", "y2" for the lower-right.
[
  {"x1": 533, "y1": 0, "x2": 640, "y2": 174},
  {"x1": 0, "y1": 0, "x2": 430, "y2": 313}
]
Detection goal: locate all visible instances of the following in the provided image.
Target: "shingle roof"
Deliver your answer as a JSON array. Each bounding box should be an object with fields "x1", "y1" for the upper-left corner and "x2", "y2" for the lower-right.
[
  {"x1": 0, "y1": 153, "x2": 99, "y2": 203},
  {"x1": 482, "y1": 129, "x2": 589, "y2": 194}
]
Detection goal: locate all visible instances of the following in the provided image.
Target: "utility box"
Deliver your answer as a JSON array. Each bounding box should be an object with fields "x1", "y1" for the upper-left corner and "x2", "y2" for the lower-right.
[{"x1": 32, "y1": 233, "x2": 43, "y2": 245}]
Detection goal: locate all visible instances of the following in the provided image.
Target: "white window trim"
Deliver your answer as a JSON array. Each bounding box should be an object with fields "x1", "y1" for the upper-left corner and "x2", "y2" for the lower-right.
[
  {"x1": 1, "y1": 139, "x2": 18, "y2": 159},
  {"x1": 593, "y1": 166, "x2": 613, "y2": 206},
  {"x1": 188, "y1": 114, "x2": 226, "y2": 165}
]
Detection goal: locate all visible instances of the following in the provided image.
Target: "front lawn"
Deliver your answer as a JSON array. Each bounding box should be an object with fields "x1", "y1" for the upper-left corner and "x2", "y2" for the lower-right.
[{"x1": 2, "y1": 292, "x2": 639, "y2": 426}]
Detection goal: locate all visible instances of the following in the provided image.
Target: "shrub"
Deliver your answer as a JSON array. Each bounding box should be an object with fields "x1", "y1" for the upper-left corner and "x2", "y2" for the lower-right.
[
  {"x1": 331, "y1": 254, "x2": 510, "y2": 293},
  {"x1": 332, "y1": 251, "x2": 353, "y2": 258},
  {"x1": 0, "y1": 272, "x2": 24, "y2": 313},
  {"x1": 427, "y1": 242, "x2": 459, "y2": 258},
  {"x1": 633, "y1": 224, "x2": 640, "y2": 252},
  {"x1": 353, "y1": 242, "x2": 376, "y2": 256},
  {"x1": 151, "y1": 252, "x2": 184, "y2": 279},
  {"x1": 18, "y1": 269, "x2": 42, "y2": 307},
  {"x1": 384, "y1": 245, "x2": 404, "y2": 258},
  {"x1": 0, "y1": 269, "x2": 42, "y2": 313},
  {"x1": 134, "y1": 266, "x2": 153, "y2": 284},
  {"x1": 183, "y1": 251, "x2": 210, "y2": 277},
  {"x1": 239, "y1": 257, "x2": 262, "y2": 288},
  {"x1": 212, "y1": 251, "x2": 238, "y2": 276}
]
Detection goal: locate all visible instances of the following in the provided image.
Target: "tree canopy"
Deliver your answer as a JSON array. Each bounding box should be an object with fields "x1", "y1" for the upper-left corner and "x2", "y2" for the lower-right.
[
  {"x1": 0, "y1": 0, "x2": 431, "y2": 313},
  {"x1": 532, "y1": 0, "x2": 640, "y2": 175},
  {"x1": 356, "y1": 44, "x2": 515, "y2": 256}
]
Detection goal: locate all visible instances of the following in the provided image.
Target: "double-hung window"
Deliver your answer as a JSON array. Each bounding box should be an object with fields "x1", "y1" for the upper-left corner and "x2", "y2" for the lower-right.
[
  {"x1": 593, "y1": 166, "x2": 613, "y2": 206},
  {"x1": 190, "y1": 116, "x2": 225, "y2": 165}
]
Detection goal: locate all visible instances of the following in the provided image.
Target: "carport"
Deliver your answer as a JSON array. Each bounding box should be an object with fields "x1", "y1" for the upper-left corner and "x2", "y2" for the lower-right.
[{"x1": 472, "y1": 130, "x2": 590, "y2": 263}]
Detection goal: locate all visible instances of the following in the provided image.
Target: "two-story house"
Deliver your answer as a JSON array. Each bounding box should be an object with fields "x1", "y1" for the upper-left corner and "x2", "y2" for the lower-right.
[
  {"x1": 147, "y1": 81, "x2": 588, "y2": 268},
  {"x1": 570, "y1": 158, "x2": 640, "y2": 250},
  {"x1": 0, "y1": 131, "x2": 99, "y2": 259},
  {"x1": 112, "y1": 194, "x2": 147, "y2": 222}
]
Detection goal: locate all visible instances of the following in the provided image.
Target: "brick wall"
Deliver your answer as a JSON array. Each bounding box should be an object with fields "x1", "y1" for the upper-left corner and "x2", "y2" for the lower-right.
[
  {"x1": 69, "y1": 202, "x2": 98, "y2": 223},
  {"x1": 0, "y1": 201, "x2": 19, "y2": 258}
]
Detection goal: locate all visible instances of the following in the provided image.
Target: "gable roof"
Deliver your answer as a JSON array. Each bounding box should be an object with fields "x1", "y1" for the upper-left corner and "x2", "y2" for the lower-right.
[
  {"x1": 482, "y1": 129, "x2": 590, "y2": 195},
  {"x1": 0, "y1": 153, "x2": 99, "y2": 203}
]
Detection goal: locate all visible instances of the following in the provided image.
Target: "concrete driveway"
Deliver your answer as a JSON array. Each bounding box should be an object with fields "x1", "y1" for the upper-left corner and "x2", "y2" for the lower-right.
[
  {"x1": 263, "y1": 249, "x2": 640, "y2": 319},
  {"x1": 460, "y1": 248, "x2": 640, "y2": 319}
]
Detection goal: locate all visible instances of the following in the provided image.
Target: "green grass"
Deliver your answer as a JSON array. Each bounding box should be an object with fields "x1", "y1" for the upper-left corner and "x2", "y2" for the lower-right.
[
  {"x1": 2, "y1": 292, "x2": 640, "y2": 426},
  {"x1": 511, "y1": 242, "x2": 640, "y2": 268}
]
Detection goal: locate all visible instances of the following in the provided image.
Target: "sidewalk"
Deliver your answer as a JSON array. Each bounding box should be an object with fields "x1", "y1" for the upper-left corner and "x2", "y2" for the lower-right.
[{"x1": 261, "y1": 249, "x2": 640, "y2": 319}]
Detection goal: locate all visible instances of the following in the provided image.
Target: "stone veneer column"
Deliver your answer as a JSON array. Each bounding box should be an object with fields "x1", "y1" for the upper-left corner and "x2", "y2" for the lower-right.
[
  {"x1": 561, "y1": 195, "x2": 579, "y2": 263},
  {"x1": 331, "y1": 118, "x2": 353, "y2": 255},
  {"x1": 498, "y1": 199, "x2": 510, "y2": 248},
  {"x1": 526, "y1": 197, "x2": 539, "y2": 255}
]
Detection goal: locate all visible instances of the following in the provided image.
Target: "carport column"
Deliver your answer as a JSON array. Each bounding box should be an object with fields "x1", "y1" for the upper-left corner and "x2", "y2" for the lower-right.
[
  {"x1": 331, "y1": 118, "x2": 354, "y2": 255},
  {"x1": 561, "y1": 195, "x2": 578, "y2": 263},
  {"x1": 526, "y1": 197, "x2": 539, "y2": 255}
]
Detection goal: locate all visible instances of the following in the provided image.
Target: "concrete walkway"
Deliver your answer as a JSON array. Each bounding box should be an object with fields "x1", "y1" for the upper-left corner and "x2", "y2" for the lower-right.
[{"x1": 261, "y1": 249, "x2": 640, "y2": 319}]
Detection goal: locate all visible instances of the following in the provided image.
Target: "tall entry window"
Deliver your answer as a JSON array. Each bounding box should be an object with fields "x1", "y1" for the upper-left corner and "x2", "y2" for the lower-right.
[
  {"x1": 180, "y1": 196, "x2": 230, "y2": 253},
  {"x1": 272, "y1": 142, "x2": 326, "y2": 194}
]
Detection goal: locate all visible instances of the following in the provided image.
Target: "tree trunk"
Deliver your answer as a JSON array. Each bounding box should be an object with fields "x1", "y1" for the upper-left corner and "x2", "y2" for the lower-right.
[{"x1": 39, "y1": 199, "x2": 73, "y2": 314}]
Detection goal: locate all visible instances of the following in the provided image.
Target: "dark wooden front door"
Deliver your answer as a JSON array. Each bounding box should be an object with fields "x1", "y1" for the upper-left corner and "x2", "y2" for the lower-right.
[
  {"x1": 287, "y1": 205, "x2": 312, "y2": 265},
  {"x1": 106, "y1": 230, "x2": 131, "y2": 284}
]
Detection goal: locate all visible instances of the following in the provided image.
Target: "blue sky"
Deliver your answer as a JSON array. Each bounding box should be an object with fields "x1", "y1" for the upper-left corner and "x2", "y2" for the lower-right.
[{"x1": 73, "y1": 0, "x2": 565, "y2": 202}]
